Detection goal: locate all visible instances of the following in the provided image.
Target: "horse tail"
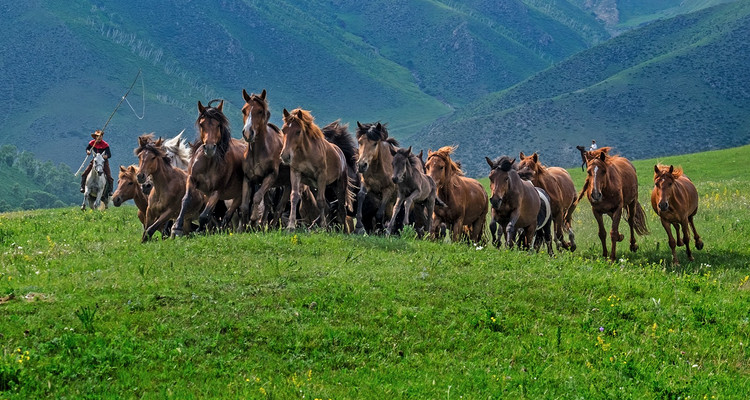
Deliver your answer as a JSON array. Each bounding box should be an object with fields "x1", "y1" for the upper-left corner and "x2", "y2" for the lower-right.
[
  {"x1": 631, "y1": 201, "x2": 650, "y2": 236},
  {"x1": 322, "y1": 120, "x2": 358, "y2": 172}
]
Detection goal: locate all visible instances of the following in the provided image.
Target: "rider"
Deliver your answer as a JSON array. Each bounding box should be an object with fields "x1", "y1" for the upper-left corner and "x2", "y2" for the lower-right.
[{"x1": 80, "y1": 130, "x2": 114, "y2": 196}]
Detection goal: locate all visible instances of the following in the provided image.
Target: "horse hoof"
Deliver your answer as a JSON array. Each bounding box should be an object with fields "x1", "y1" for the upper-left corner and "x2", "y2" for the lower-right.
[
  {"x1": 630, "y1": 244, "x2": 639, "y2": 252},
  {"x1": 569, "y1": 244, "x2": 577, "y2": 252},
  {"x1": 617, "y1": 233, "x2": 624, "y2": 242},
  {"x1": 695, "y1": 240, "x2": 704, "y2": 250},
  {"x1": 171, "y1": 229, "x2": 184, "y2": 238}
]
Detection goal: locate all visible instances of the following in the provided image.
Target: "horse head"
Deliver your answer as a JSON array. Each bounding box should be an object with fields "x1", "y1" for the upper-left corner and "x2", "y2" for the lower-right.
[
  {"x1": 653, "y1": 164, "x2": 680, "y2": 212},
  {"x1": 135, "y1": 135, "x2": 167, "y2": 184},
  {"x1": 356, "y1": 121, "x2": 393, "y2": 173},
  {"x1": 281, "y1": 108, "x2": 318, "y2": 165},
  {"x1": 391, "y1": 146, "x2": 414, "y2": 184},
  {"x1": 113, "y1": 165, "x2": 138, "y2": 207},
  {"x1": 197, "y1": 100, "x2": 228, "y2": 158},
  {"x1": 517, "y1": 152, "x2": 541, "y2": 182},
  {"x1": 585, "y1": 152, "x2": 609, "y2": 203},
  {"x1": 486, "y1": 156, "x2": 516, "y2": 209},
  {"x1": 241, "y1": 89, "x2": 269, "y2": 143},
  {"x1": 426, "y1": 146, "x2": 461, "y2": 190}
]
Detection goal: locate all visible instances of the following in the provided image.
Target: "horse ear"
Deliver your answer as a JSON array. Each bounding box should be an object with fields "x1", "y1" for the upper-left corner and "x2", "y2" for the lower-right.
[
  {"x1": 511, "y1": 158, "x2": 516, "y2": 165},
  {"x1": 119, "y1": 165, "x2": 127, "y2": 172},
  {"x1": 260, "y1": 89, "x2": 266, "y2": 100},
  {"x1": 485, "y1": 156, "x2": 494, "y2": 168},
  {"x1": 283, "y1": 108, "x2": 290, "y2": 119},
  {"x1": 418, "y1": 149, "x2": 423, "y2": 159},
  {"x1": 198, "y1": 101, "x2": 206, "y2": 114},
  {"x1": 242, "y1": 89, "x2": 251, "y2": 102},
  {"x1": 654, "y1": 165, "x2": 660, "y2": 174},
  {"x1": 532, "y1": 153, "x2": 538, "y2": 163},
  {"x1": 217, "y1": 100, "x2": 224, "y2": 112},
  {"x1": 599, "y1": 152, "x2": 606, "y2": 161},
  {"x1": 357, "y1": 121, "x2": 363, "y2": 129},
  {"x1": 155, "y1": 137, "x2": 164, "y2": 147},
  {"x1": 389, "y1": 146, "x2": 397, "y2": 156},
  {"x1": 519, "y1": 151, "x2": 526, "y2": 160},
  {"x1": 295, "y1": 109, "x2": 303, "y2": 118},
  {"x1": 376, "y1": 122, "x2": 382, "y2": 131},
  {"x1": 669, "y1": 165, "x2": 674, "y2": 174},
  {"x1": 406, "y1": 145, "x2": 412, "y2": 154}
]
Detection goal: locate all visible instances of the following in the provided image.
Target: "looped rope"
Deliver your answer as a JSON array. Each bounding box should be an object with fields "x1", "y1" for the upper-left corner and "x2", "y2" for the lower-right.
[{"x1": 101, "y1": 69, "x2": 144, "y2": 132}]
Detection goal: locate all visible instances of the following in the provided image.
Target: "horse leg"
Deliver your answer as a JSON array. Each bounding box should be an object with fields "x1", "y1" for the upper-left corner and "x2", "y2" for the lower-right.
[
  {"x1": 506, "y1": 212, "x2": 519, "y2": 249},
  {"x1": 386, "y1": 195, "x2": 405, "y2": 235},
  {"x1": 681, "y1": 219, "x2": 694, "y2": 262},
  {"x1": 173, "y1": 179, "x2": 199, "y2": 237},
  {"x1": 524, "y1": 225, "x2": 536, "y2": 251},
  {"x1": 565, "y1": 202, "x2": 577, "y2": 251},
  {"x1": 199, "y1": 191, "x2": 221, "y2": 229},
  {"x1": 355, "y1": 185, "x2": 368, "y2": 234},
  {"x1": 672, "y1": 223, "x2": 683, "y2": 246},
  {"x1": 689, "y1": 214, "x2": 704, "y2": 250},
  {"x1": 251, "y1": 173, "x2": 277, "y2": 226},
  {"x1": 626, "y1": 203, "x2": 639, "y2": 252},
  {"x1": 661, "y1": 218, "x2": 679, "y2": 265},
  {"x1": 610, "y1": 208, "x2": 624, "y2": 261},
  {"x1": 377, "y1": 187, "x2": 395, "y2": 230},
  {"x1": 336, "y1": 177, "x2": 349, "y2": 232},
  {"x1": 451, "y1": 217, "x2": 465, "y2": 243},
  {"x1": 286, "y1": 173, "x2": 302, "y2": 231},
  {"x1": 593, "y1": 211, "x2": 608, "y2": 259},
  {"x1": 470, "y1": 216, "x2": 485, "y2": 244},
  {"x1": 239, "y1": 178, "x2": 253, "y2": 231},
  {"x1": 143, "y1": 210, "x2": 173, "y2": 243},
  {"x1": 221, "y1": 195, "x2": 243, "y2": 231},
  {"x1": 424, "y1": 199, "x2": 435, "y2": 240},
  {"x1": 553, "y1": 213, "x2": 567, "y2": 251},
  {"x1": 489, "y1": 219, "x2": 499, "y2": 248}
]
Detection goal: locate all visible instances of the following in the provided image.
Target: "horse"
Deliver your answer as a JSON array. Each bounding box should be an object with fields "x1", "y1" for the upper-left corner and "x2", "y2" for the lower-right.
[
  {"x1": 112, "y1": 165, "x2": 149, "y2": 227},
  {"x1": 239, "y1": 89, "x2": 287, "y2": 228},
  {"x1": 486, "y1": 156, "x2": 541, "y2": 249},
  {"x1": 388, "y1": 146, "x2": 442, "y2": 237},
  {"x1": 651, "y1": 164, "x2": 704, "y2": 265},
  {"x1": 518, "y1": 152, "x2": 578, "y2": 251},
  {"x1": 81, "y1": 153, "x2": 109, "y2": 210},
  {"x1": 531, "y1": 187, "x2": 554, "y2": 255},
  {"x1": 578, "y1": 150, "x2": 649, "y2": 261},
  {"x1": 355, "y1": 121, "x2": 398, "y2": 233},
  {"x1": 425, "y1": 146, "x2": 487, "y2": 243},
  {"x1": 172, "y1": 100, "x2": 247, "y2": 236},
  {"x1": 163, "y1": 130, "x2": 192, "y2": 170},
  {"x1": 135, "y1": 134, "x2": 205, "y2": 242},
  {"x1": 280, "y1": 108, "x2": 354, "y2": 231}
]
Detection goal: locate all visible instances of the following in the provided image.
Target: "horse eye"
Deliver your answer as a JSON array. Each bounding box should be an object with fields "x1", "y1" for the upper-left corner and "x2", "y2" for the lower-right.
[{"x1": 127, "y1": 182, "x2": 133, "y2": 186}]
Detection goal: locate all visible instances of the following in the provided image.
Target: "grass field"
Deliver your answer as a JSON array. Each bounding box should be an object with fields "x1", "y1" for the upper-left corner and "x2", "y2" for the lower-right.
[{"x1": 1, "y1": 145, "x2": 749, "y2": 398}]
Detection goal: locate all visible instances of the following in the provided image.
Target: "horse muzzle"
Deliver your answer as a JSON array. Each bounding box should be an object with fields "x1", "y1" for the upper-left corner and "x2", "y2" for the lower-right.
[
  {"x1": 658, "y1": 201, "x2": 669, "y2": 212},
  {"x1": 357, "y1": 162, "x2": 368, "y2": 173},
  {"x1": 590, "y1": 191, "x2": 603, "y2": 203},
  {"x1": 136, "y1": 172, "x2": 147, "y2": 185},
  {"x1": 203, "y1": 144, "x2": 217, "y2": 158},
  {"x1": 243, "y1": 128, "x2": 256, "y2": 143},
  {"x1": 112, "y1": 196, "x2": 122, "y2": 207},
  {"x1": 281, "y1": 153, "x2": 291, "y2": 165},
  {"x1": 391, "y1": 175, "x2": 402, "y2": 184},
  {"x1": 490, "y1": 196, "x2": 502, "y2": 209}
]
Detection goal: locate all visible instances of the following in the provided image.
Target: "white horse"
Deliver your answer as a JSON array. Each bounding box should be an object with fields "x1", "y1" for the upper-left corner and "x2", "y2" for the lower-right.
[
  {"x1": 81, "y1": 153, "x2": 109, "y2": 210},
  {"x1": 162, "y1": 129, "x2": 192, "y2": 170}
]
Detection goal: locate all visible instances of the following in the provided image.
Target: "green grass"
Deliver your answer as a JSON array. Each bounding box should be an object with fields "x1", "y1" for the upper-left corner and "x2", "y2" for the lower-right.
[{"x1": 1, "y1": 146, "x2": 749, "y2": 398}]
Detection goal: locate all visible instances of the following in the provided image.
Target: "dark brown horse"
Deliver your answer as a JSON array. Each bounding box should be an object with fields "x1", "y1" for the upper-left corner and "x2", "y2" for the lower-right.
[
  {"x1": 579, "y1": 151, "x2": 649, "y2": 261},
  {"x1": 355, "y1": 121, "x2": 398, "y2": 233},
  {"x1": 281, "y1": 108, "x2": 354, "y2": 231},
  {"x1": 239, "y1": 89, "x2": 287, "y2": 228},
  {"x1": 651, "y1": 164, "x2": 704, "y2": 265},
  {"x1": 486, "y1": 156, "x2": 541, "y2": 249},
  {"x1": 112, "y1": 165, "x2": 148, "y2": 228},
  {"x1": 518, "y1": 152, "x2": 577, "y2": 251},
  {"x1": 135, "y1": 134, "x2": 204, "y2": 242},
  {"x1": 172, "y1": 100, "x2": 247, "y2": 236},
  {"x1": 388, "y1": 146, "x2": 442, "y2": 237},
  {"x1": 425, "y1": 146, "x2": 488, "y2": 242}
]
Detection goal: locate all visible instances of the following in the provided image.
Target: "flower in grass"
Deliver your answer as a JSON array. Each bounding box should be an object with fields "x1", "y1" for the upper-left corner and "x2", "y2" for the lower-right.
[{"x1": 599, "y1": 327, "x2": 604, "y2": 332}]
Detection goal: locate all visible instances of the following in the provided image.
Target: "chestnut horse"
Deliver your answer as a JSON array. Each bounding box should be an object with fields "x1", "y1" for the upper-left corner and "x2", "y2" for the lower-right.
[
  {"x1": 651, "y1": 164, "x2": 704, "y2": 265},
  {"x1": 355, "y1": 121, "x2": 398, "y2": 233},
  {"x1": 112, "y1": 165, "x2": 148, "y2": 227},
  {"x1": 486, "y1": 156, "x2": 540, "y2": 249},
  {"x1": 518, "y1": 152, "x2": 577, "y2": 251},
  {"x1": 425, "y1": 146, "x2": 488, "y2": 242},
  {"x1": 388, "y1": 146, "x2": 442, "y2": 237},
  {"x1": 579, "y1": 151, "x2": 649, "y2": 261},
  {"x1": 172, "y1": 100, "x2": 247, "y2": 236},
  {"x1": 239, "y1": 89, "x2": 287, "y2": 228},
  {"x1": 135, "y1": 135, "x2": 204, "y2": 242},
  {"x1": 281, "y1": 108, "x2": 354, "y2": 231}
]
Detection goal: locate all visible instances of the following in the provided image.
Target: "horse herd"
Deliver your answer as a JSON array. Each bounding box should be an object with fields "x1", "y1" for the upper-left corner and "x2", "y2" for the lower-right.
[{"x1": 107, "y1": 89, "x2": 703, "y2": 265}]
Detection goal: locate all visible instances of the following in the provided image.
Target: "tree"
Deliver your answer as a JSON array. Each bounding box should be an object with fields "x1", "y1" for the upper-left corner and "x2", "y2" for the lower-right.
[
  {"x1": 0, "y1": 144, "x2": 17, "y2": 167},
  {"x1": 15, "y1": 151, "x2": 37, "y2": 177}
]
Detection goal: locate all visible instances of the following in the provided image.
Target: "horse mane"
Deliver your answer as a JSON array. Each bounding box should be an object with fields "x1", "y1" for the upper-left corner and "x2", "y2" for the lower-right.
[
  {"x1": 356, "y1": 122, "x2": 400, "y2": 147},
  {"x1": 286, "y1": 108, "x2": 324, "y2": 140},
  {"x1": 429, "y1": 145, "x2": 464, "y2": 176},
  {"x1": 195, "y1": 102, "x2": 232, "y2": 158},
  {"x1": 655, "y1": 164, "x2": 684, "y2": 179},
  {"x1": 322, "y1": 120, "x2": 357, "y2": 170},
  {"x1": 163, "y1": 130, "x2": 192, "y2": 166},
  {"x1": 134, "y1": 133, "x2": 172, "y2": 166},
  {"x1": 119, "y1": 165, "x2": 138, "y2": 180},
  {"x1": 492, "y1": 156, "x2": 517, "y2": 172}
]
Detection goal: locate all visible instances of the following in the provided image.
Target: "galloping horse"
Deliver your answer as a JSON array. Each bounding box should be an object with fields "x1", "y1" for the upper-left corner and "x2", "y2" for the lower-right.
[
  {"x1": 388, "y1": 146, "x2": 442, "y2": 237},
  {"x1": 355, "y1": 121, "x2": 398, "y2": 233},
  {"x1": 239, "y1": 89, "x2": 286, "y2": 228},
  {"x1": 426, "y1": 146, "x2": 487, "y2": 242},
  {"x1": 518, "y1": 152, "x2": 577, "y2": 251},
  {"x1": 486, "y1": 156, "x2": 540, "y2": 249},
  {"x1": 81, "y1": 153, "x2": 109, "y2": 210},
  {"x1": 281, "y1": 108, "x2": 354, "y2": 231},
  {"x1": 163, "y1": 130, "x2": 192, "y2": 170},
  {"x1": 579, "y1": 150, "x2": 649, "y2": 261},
  {"x1": 135, "y1": 134, "x2": 204, "y2": 242},
  {"x1": 651, "y1": 164, "x2": 704, "y2": 265},
  {"x1": 172, "y1": 100, "x2": 247, "y2": 236},
  {"x1": 112, "y1": 165, "x2": 148, "y2": 227}
]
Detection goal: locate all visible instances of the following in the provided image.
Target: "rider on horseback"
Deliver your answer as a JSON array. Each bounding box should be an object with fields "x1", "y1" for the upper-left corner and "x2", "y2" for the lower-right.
[{"x1": 80, "y1": 130, "x2": 114, "y2": 196}]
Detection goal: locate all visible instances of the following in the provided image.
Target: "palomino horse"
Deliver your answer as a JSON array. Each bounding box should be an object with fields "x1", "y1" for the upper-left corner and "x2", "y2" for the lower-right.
[
  {"x1": 388, "y1": 146, "x2": 442, "y2": 237},
  {"x1": 281, "y1": 108, "x2": 354, "y2": 231},
  {"x1": 518, "y1": 152, "x2": 577, "y2": 251},
  {"x1": 172, "y1": 100, "x2": 247, "y2": 236},
  {"x1": 81, "y1": 153, "x2": 108, "y2": 210},
  {"x1": 355, "y1": 121, "x2": 398, "y2": 233},
  {"x1": 425, "y1": 146, "x2": 487, "y2": 242},
  {"x1": 240, "y1": 89, "x2": 287, "y2": 228},
  {"x1": 136, "y1": 134, "x2": 204, "y2": 242},
  {"x1": 651, "y1": 164, "x2": 704, "y2": 265},
  {"x1": 112, "y1": 165, "x2": 148, "y2": 227},
  {"x1": 579, "y1": 150, "x2": 649, "y2": 261},
  {"x1": 486, "y1": 156, "x2": 540, "y2": 249}
]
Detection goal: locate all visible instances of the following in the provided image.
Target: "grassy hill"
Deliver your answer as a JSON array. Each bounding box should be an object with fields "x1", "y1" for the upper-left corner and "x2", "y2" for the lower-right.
[
  {"x1": 412, "y1": 0, "x2": 750, "y2": 176},
  {"x1": 1, "y1": 145, "x2": 749, "y2": 398}
]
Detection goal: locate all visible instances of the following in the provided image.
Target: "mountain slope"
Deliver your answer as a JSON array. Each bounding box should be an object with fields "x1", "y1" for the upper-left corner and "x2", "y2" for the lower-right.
[{"x1": 411, "y1": 1, "x2": 750, "y2": 176}]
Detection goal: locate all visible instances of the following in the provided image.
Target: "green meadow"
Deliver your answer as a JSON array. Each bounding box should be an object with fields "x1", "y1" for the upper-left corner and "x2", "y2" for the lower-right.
[{"x1": 1, "y1": 145, "x2": 749, "y2": 399}]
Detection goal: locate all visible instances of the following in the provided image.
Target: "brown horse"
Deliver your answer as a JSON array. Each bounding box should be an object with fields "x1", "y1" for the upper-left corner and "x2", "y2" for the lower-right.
[
  {"x1": 172, "y1": 100, "x2": 247, "y2": 236},
  {"x1": 486, "y1": 156, "x2": 541, "y2": 249},
  {"x1": 281, "y1": 108, "x2": 353, "y2": 231},
  {"x1": 579, "y1": 151, "x2": 649, "y2": 261},
  {"x1": 388, "y1": 146, "x2": 442, "y2": 237},
  {"x1": 112, "y1": 165, "x2": 148, "y2": 227},
  {"x1": 425, "y1": 146, "x2": 488, "y2": 242},
  {"x1": 355, "y1": 121, "x2": 398, "y2": 233},
  {"x1": 240, "y1": 89, "x2": 287, "y2": 228},
  {"x1": 518, "y1": 152, "x2": 577, "y2": 251},
  {"x1": 135, "y1": 134, "x2": 204, "y2": 242},
  {"x1": 651, "y1": 164, "x2": 704, "y2": 265}
]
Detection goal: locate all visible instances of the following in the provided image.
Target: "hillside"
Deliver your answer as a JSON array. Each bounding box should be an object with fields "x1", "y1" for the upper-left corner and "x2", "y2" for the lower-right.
[
  {"x1": 1, "y1": 145, "x2": 749, "y2": 398},
  {"x1": 412, "y1": 0, "x2": 750, "y2": 176}
]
